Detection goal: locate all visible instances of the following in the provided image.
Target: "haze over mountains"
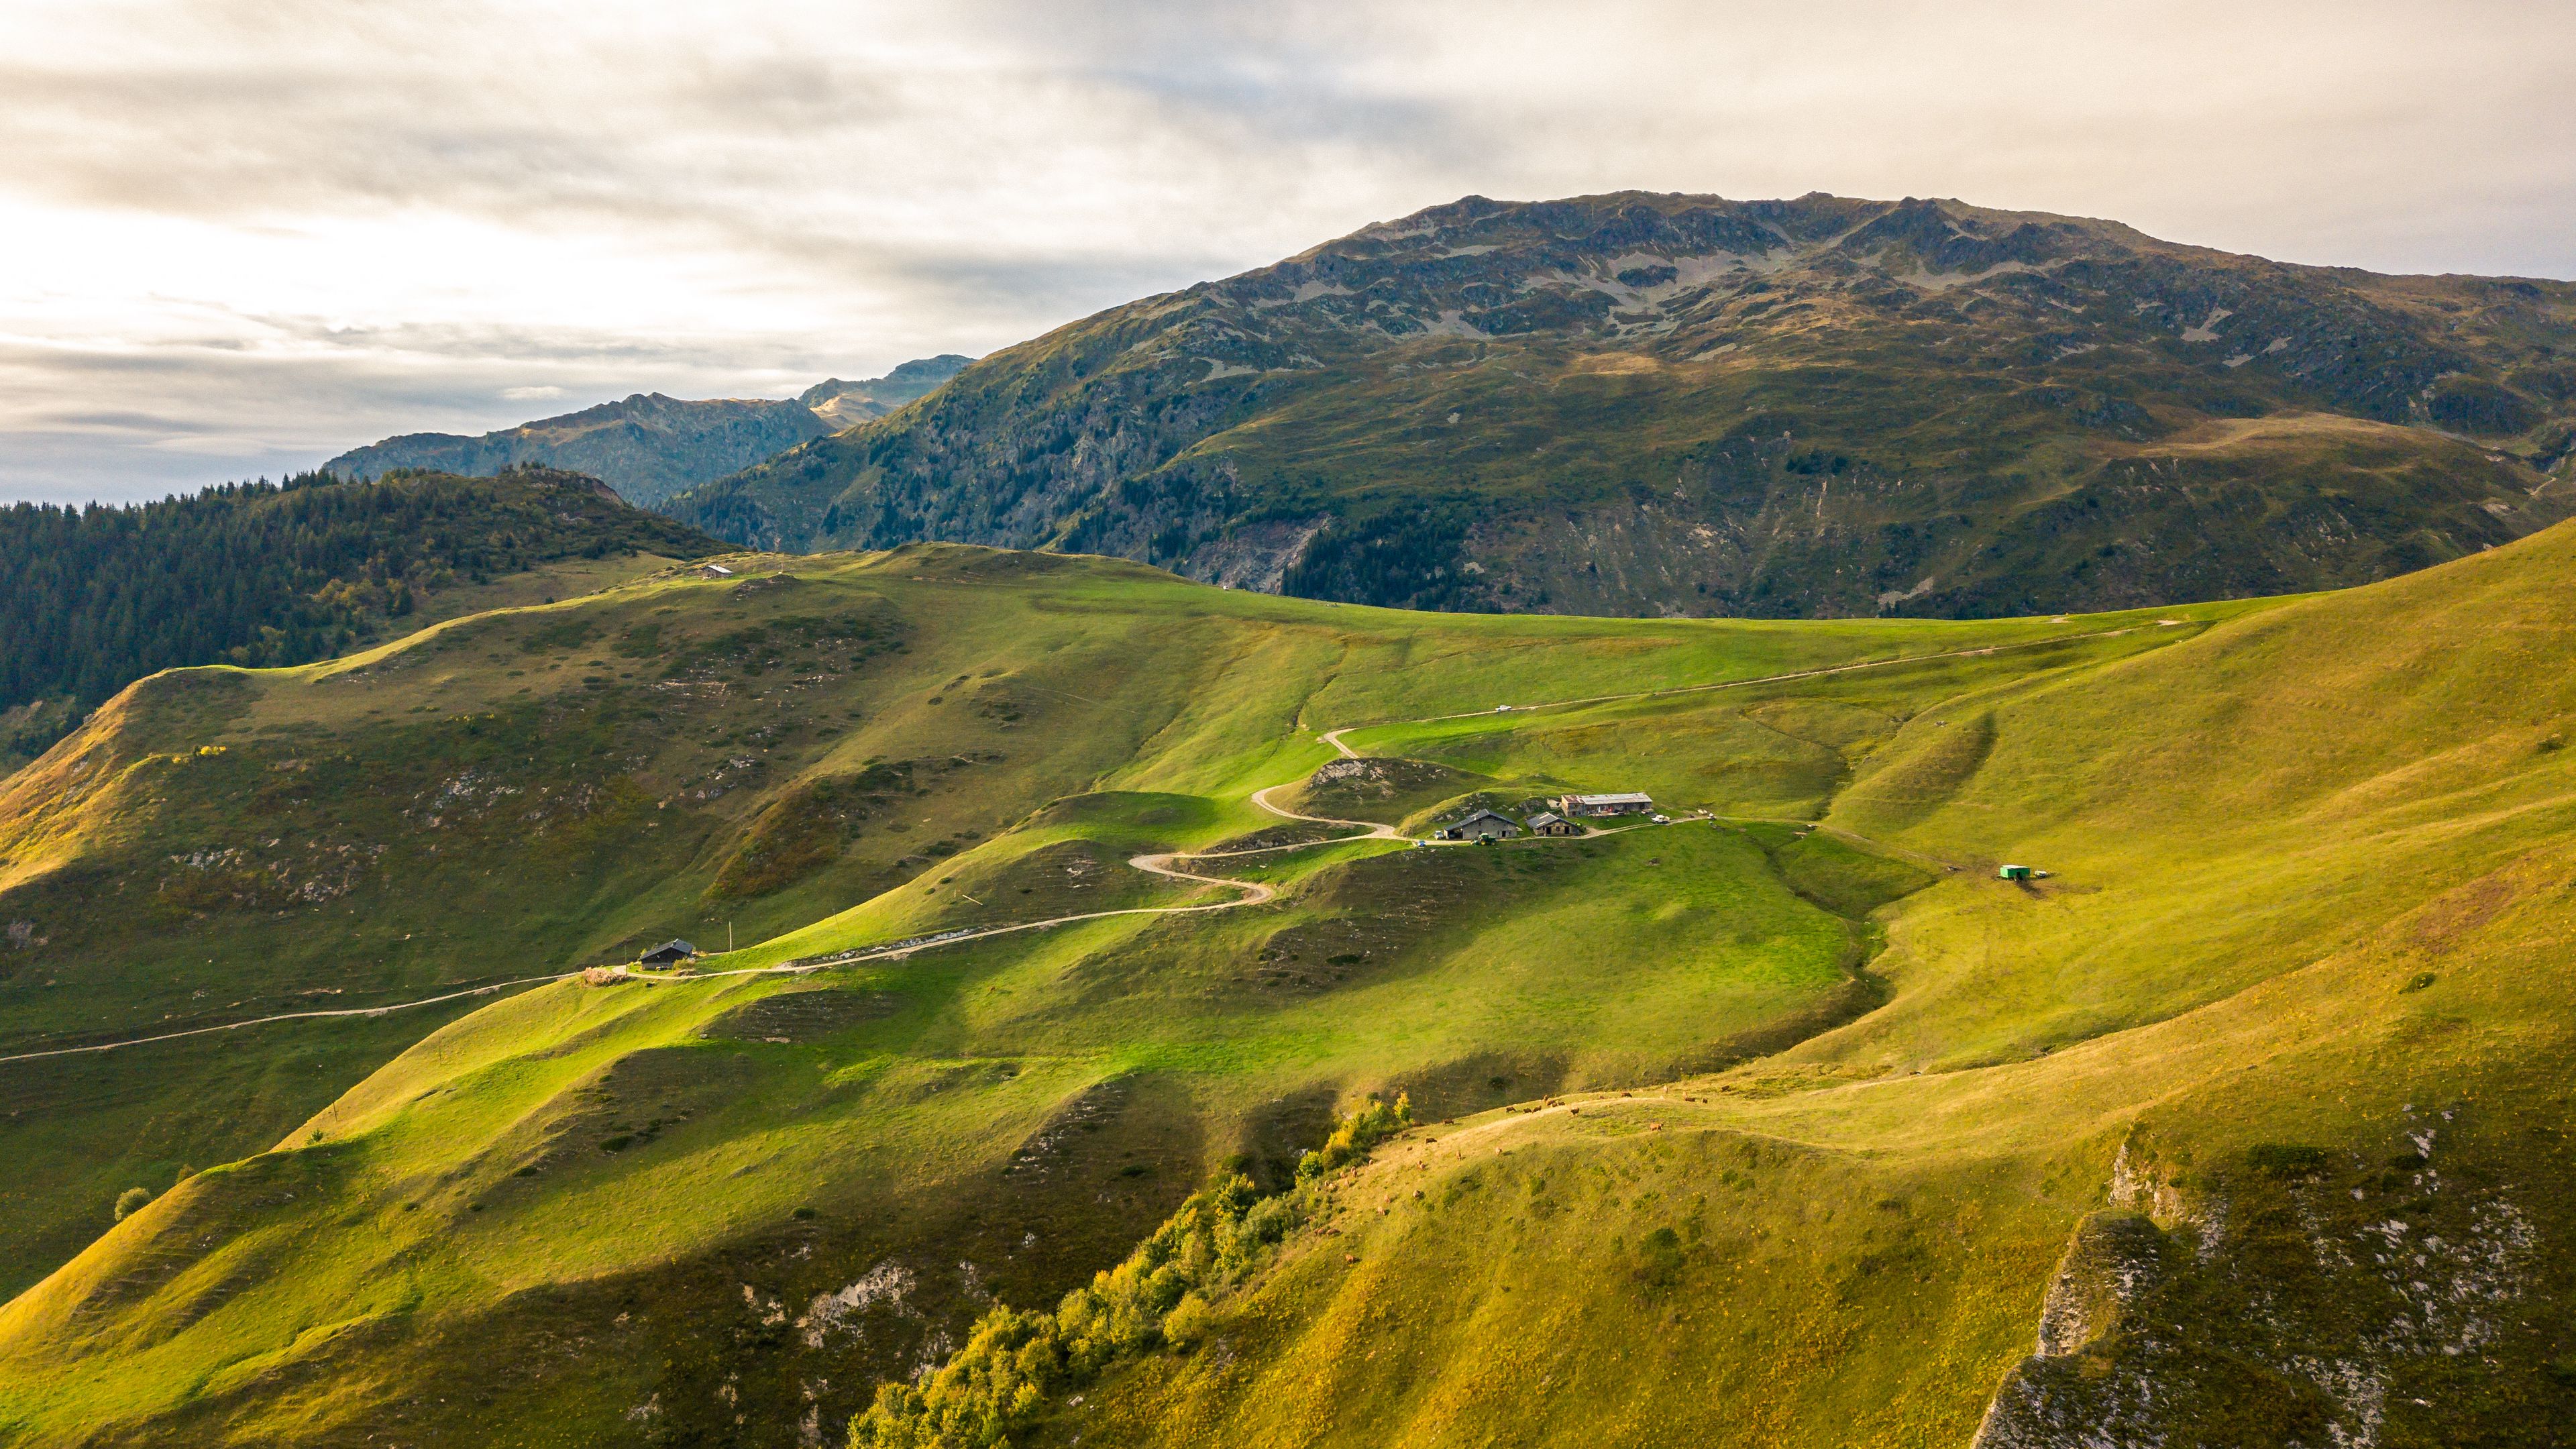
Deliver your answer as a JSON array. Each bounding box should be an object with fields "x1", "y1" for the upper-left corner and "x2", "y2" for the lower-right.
[
  {"x1": 667, "y1": 192, "x2": 2576, "y2": 618},
  {"x1": 324, "y1": 357, "x2": 972, "y2": 507},
  {"x1": 794, "y1": 358, "x2": 981, "y2": 431}
]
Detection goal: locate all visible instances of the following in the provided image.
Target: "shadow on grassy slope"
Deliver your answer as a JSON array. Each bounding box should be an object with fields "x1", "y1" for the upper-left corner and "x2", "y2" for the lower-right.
[
  {"x1": 0, "y1": 545, "x2": 2278, "y2": 1445},
  {"x1": 1022, "y1": 524, "x2": 2576, "y2": 1449}
]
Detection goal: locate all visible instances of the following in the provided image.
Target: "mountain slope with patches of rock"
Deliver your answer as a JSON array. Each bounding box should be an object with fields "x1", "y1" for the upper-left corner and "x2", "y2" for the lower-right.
[{"x1": 667, "y1": 191, "x2": 2576, "y2": 617}]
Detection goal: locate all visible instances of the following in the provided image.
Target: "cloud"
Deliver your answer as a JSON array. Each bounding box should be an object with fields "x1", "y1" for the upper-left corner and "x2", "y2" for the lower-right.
[{"x1": 1, "y1": 0, "x2": 2570, "y2": 502}]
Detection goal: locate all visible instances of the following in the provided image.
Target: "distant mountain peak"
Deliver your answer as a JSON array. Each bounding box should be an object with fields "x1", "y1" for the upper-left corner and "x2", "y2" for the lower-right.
[
  {"x1": 323, "y1": 355, "x2": 977, "y2": 506},
  {"x1": 800, "y1": 355, "x2": 974, "y2": 428}
]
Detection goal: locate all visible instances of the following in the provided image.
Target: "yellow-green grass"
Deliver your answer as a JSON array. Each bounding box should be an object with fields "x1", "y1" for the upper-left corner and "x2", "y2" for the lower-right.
[
  {"x1": 0, "y1": 553, "x2": 692, "y2": 777},
  {"x1": 0, "y1": 824, "x2": 1892, "y2": 1444},
  {"x1": 1334, "y1": 609, "x2": 2255, "y2": 820},
  {"x1": 0, "y1": 548, "x2": 1330, "y2": 1293},
  {"x1": 1057, "y1": 830, "x2": 2576, "y2": 1448},
  {"x1": 1810, "y1": 527, "x2": 2576, "y2": 1073},
  {"x1": 0, "y1": 542, "x2": 2281, "y2": 1442},
  {"x1": 1026, "y1": 526, "x2": 2576, "y2": 1449},
  {"x1": 0, "y1": 541, "x2": 2188, "y2": 1030}
]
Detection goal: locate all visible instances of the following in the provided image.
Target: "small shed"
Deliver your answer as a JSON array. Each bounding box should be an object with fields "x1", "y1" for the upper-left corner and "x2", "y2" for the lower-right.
[
  {"x1": 1436, "y1": 809, "x2": 1521, "y2": 842},
  {"x1": 1996, "y1": 865, "x2": 2033, "y2": 882},
  {"x1": 697, "y1": 562, "x2": 737, "y2": 579},
  {"x1": 1562, "y1": 792, "x2": 1654, "y2": 817},
  {"x1": 639, "y1": 938, "x2": 700, "y2": 965},
  {"x1": 1527, "y1": 812, "x2": 1582, "y2": 837}
]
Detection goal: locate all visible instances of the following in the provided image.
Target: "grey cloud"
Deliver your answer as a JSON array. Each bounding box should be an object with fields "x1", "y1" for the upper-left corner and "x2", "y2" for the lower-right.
[{"x1": 2, "y1": 0, "x2": 2571, "y2": 504}]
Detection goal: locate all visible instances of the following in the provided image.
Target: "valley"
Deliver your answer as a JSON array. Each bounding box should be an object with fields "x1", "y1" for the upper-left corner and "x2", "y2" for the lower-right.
[
  {"x1": 2, "y1": 521, "x2": 2570, "y2": 1446},
  {"x1": 13, "y1": 5, "x2": 2571, "y2": 1443}
]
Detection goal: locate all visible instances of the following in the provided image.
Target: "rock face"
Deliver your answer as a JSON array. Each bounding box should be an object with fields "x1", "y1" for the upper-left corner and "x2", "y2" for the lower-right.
[
  {"x1": 326, "y1": 357, "x2": 974, "y2": 506},
  {"x1": 664, "y1": 191, "x2": 2576, "y2": 618},
  {"x1": 1973, "y1": 1130, "x2": 2546, "y2": 1448}
]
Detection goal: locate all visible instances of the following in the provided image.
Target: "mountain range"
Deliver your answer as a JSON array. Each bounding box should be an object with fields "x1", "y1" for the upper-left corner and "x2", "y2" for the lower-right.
[
  {"x1": 323, "y1": 356, "x2": 972, "y2": 506},
  {"x1": 666, "y1": 192, "x2": 2576, "y2": 616}
]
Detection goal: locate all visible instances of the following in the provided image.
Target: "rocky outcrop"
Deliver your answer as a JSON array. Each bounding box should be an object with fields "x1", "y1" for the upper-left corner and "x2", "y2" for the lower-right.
[
  {"x1": 1970, "y1": 1211, "x2": 2176, "y2": 1448},
  {"x1": 1973, "y1": 1124, "x2": 2545, "y2": 1449}
]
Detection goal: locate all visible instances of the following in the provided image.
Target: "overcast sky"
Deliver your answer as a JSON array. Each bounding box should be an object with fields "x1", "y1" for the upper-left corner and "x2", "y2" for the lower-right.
[{"x1": 4, "y1": 0, "x2": 2571, "y2": 505}]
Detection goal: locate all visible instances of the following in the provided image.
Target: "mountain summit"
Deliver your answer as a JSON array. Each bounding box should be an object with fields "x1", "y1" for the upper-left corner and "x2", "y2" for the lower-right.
[
  {"x1": 800, "y1": 355, "x2": 975, "y2": 429},
  {"x1": 667, "y1": 192, "x2": 2576, "y2": 616}
]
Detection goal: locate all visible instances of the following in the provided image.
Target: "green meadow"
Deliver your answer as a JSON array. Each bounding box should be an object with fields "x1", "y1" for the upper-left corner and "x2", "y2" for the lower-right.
[
  {"x1": 1042, "y1": 531, "x2": 2576, "y2": 1449},
  {"x1": 2, "y1": 531, "x2": 2570, "y2": 1445}
]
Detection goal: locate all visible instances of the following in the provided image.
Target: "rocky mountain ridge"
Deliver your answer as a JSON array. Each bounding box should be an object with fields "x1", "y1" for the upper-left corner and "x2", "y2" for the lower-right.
[
  {"x1": 325, "y1": 356, "x2": 973, "y2": 506},
  {"x1": 800, "y1": 354, "x2": 975, "y2": 429},
  {"x1": 667, "y1": 192, "x2": 2576, "y2": 616}
]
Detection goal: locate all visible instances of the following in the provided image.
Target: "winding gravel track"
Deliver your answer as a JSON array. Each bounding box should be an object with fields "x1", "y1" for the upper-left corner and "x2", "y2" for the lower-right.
[{"x1": 5, "y1": 624, "x2": 2127, "y2": 1062}]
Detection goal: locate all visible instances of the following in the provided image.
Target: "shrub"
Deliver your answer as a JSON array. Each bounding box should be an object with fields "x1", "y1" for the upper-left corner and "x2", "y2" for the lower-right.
[
  {"x1": 113, "y1": 1187, "x2": 153, "y2": 1221},
  {"x1": 854, "y1": 1095, "x2": 1413, "y2": 1448},
  {"x1": 1296, "y1": 1093, "x2": 1413, "y2": 1183},
  {"x1": 1161, "y1": 1292, "x2": 1214, "y2": 1350},
  {"x1": 850, "y1": 1176, "x2": 1285, "y2": 1448},
  {"x1": 1635, "y1": 1225, "x2": 1686, "y2": 1289}
]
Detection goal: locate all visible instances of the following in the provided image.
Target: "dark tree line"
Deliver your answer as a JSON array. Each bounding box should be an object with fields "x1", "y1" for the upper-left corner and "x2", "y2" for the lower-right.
[{"x1": 0, "y1": 466, "x2": 717, "y2": 729}]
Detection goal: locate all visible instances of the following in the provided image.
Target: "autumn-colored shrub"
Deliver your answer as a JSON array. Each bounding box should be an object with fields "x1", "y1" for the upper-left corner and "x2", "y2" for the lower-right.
[
  {"x1": 853, "y1": 1095, "x2": 1411, "y2": 1449},
  {"x1": 1296, "y1": 1091, "x2": 1412, "y2": 1182}
]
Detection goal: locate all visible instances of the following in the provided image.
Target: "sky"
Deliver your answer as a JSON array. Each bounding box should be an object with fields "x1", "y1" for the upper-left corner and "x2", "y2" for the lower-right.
[{"x1": 3, "y1": 0, "x2": 2571, "y2": 505}]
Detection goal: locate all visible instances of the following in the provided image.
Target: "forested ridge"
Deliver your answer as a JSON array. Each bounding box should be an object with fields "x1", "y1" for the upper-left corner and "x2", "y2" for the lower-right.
[{"x1": 0, "y1": 466, "x2": 716, "y2": 749}]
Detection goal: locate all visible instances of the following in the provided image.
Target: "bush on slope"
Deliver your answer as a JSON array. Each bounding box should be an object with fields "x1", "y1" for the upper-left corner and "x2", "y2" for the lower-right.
[{"x1": 854, "y1": 1097, "x2": 1411, "y2": 1449}]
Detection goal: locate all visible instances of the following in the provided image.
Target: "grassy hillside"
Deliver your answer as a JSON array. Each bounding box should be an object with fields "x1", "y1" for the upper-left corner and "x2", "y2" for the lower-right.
[
  {"x1": 986, "y1": 524, "x2": 2576, "y2": 1449},
  {"x1": 0, "y1": 544, "x2": 2251, "y2": 1445},
  {"x1": 0, "y1": 466, "x2": 719, "y2": 770},
  {"x1": 667, "y1": 192, "x2": 2576, "y2": 619},
  {"x1": 12, "y1": 522, "x2": 2576, "y2": 1447}
]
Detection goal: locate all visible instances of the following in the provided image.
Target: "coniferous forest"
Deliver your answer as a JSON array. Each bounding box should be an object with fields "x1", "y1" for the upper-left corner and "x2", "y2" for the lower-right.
[{"x1": 0, "y1": 466, "x2": 716, "y2": 756}]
